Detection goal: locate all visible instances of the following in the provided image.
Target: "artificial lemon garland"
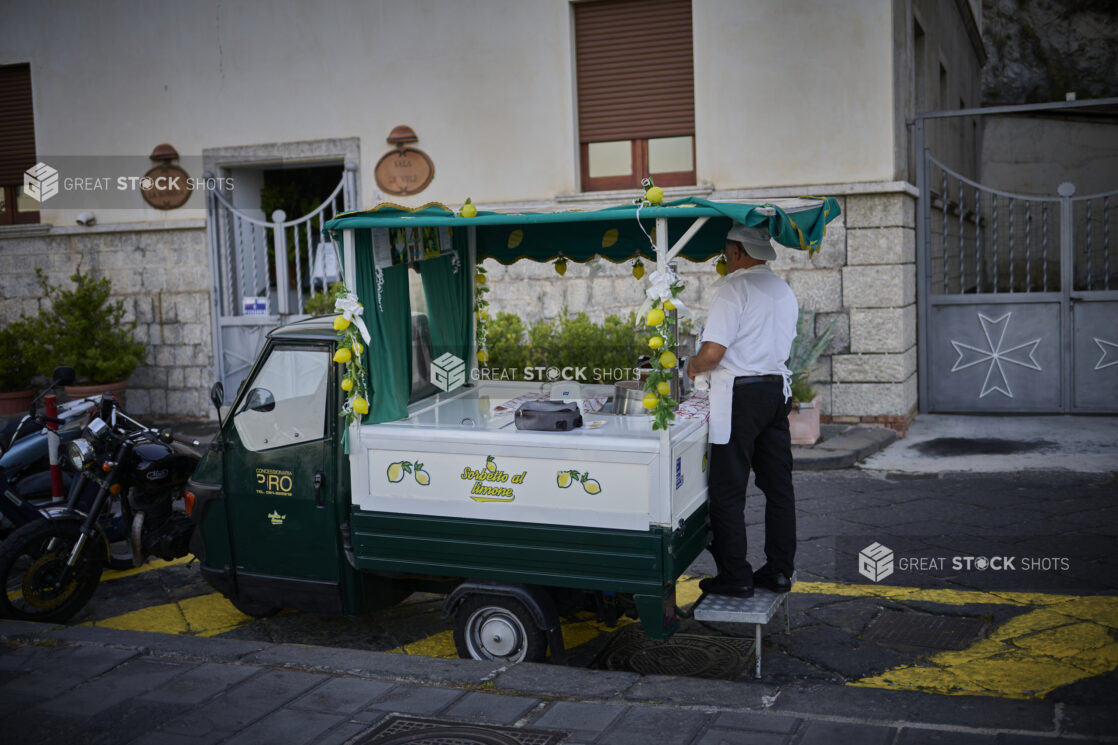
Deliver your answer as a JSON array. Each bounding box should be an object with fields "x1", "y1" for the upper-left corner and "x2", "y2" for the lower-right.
[
  {"x1": 475, "y1": 266, "x2": 490, "y2": 364},
  {"x1": 332, "y1": 291, "x2": 371, "y2": 425},
  {"x1": 634, "y1": 177, "x2": 683, "y2": 431},
  {"x1": 642, "y1": 291, "x2": 683, "y2": 431}
]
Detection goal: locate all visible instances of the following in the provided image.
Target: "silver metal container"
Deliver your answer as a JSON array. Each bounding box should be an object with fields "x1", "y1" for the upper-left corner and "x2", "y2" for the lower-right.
[{"x1": 612, "y1": 380, "x2": 649, "y2": 416}]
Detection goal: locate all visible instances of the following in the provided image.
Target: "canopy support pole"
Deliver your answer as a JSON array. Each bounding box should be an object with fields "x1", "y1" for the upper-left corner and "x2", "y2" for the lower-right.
[
  {"x1": 665, "y1": 216, "x2": 711, "y2": 264},
  {"x1": 655, "y1": 217, "x2": 669, "y2": 272}
]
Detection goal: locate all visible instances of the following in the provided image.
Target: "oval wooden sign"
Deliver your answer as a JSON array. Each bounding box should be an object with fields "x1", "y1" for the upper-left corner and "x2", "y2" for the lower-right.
[{"x1": 374, "y1": 147, "x2": 434, "y2": 196}]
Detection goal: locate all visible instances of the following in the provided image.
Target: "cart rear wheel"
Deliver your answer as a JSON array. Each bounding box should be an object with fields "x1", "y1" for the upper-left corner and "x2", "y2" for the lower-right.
[{"x1": 453, "y1": 595, "x2": 547, "y2": 663}]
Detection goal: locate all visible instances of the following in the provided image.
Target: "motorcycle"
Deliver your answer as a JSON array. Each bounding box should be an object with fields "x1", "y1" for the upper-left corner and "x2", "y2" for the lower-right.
[
  {"x1": 0, "y1": 395, "x2": 201, "y2": 623},
  {"x1": 0, "y1": 366, "x2": 101, "y2": 538}
]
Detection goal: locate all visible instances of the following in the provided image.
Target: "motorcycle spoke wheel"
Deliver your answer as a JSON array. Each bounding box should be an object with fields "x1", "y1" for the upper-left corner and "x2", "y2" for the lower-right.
[{"x1": 0, "y1": 520, "x2": 103, "y2": 624}]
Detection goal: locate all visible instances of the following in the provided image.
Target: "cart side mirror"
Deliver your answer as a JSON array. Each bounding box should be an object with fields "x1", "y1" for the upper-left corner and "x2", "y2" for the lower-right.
[
  {"x1": 51, "y1": 366, "x2": 76, "y2": 386},
  {"x1": 210, "y1": 381, "x2": 225, "y2": 410},
  {"x1": 245, "y1": 388, "x2": 275, "y2": 413}
]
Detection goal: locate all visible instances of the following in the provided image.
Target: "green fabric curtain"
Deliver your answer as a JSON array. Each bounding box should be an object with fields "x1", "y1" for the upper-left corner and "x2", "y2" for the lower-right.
[
  {"x1": 419, "y1": 230, "x2": 473, "y2": 375},
  {"x1": 354, "y1": 231, "x2": 412, "y2": 424}
]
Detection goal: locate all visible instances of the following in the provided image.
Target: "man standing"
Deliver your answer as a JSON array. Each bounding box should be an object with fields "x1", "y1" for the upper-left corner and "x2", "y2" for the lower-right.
[{"x1": 687, "y1": 223, "x2": 798, "y2": 598}]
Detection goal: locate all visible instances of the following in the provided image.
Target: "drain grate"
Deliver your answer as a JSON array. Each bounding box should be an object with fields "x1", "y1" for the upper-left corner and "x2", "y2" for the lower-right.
[
  {"x1": 346, "y1": 715, "x2": 567, "y2": 745},
  {"x1": 591, "y1": 625, "x2": 754, "y2": 680},
  {"x1": 862, "y1": 610, "x2": 987, "y2": 650}
]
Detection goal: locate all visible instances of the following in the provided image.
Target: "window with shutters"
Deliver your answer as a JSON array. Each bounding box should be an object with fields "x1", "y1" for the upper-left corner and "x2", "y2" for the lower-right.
[
  {"x1": 0, "y1": 64, "x2": 39, "y2": 225},
  {"x1": 574, "y1": 0, "x2": 695, "y2": 192}
]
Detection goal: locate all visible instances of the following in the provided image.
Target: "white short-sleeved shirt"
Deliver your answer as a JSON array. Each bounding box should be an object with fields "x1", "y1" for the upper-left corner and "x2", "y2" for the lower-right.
[{"x1": 701, "y1": 265, "x2": 798, "y2": 379}]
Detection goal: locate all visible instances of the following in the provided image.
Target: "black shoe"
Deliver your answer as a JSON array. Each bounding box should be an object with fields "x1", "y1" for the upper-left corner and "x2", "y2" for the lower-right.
[
  {"x1": 699, "y1": 575, "x2": 754, "y2": 598},
  {"x1": 752, "y1": 567, "x2": 794, "y2": 593}
]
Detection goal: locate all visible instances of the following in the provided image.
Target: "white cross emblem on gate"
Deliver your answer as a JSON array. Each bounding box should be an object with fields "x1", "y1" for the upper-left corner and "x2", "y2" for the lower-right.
[{"x1": 949, "y1": 312, "x2": 1042, "y2": 399}]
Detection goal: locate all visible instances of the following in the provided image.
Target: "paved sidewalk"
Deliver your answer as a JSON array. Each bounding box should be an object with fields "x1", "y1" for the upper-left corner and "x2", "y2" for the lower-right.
[{"x1": 2, "y1": 619, "x2": 1113, "y2": 745}]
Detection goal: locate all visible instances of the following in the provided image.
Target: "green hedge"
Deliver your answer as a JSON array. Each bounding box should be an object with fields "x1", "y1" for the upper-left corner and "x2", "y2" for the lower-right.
[{"x1": 483, "y1": 310, "x2": 647, "y2": 380}]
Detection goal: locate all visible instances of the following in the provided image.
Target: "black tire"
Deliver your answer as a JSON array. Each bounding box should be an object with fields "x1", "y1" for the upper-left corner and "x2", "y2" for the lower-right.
[
  {"x1": 0, "y1": 519, "x2": 104, "y2": 624},
  {"x1": 453, "y1": 595, "x2": 547, "y2": 663}
]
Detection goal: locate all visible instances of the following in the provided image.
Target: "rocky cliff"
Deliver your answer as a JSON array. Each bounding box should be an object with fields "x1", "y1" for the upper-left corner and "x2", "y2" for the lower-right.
[{"x1": 982, "y1": 0, "x2": 1118, "y2": 104}]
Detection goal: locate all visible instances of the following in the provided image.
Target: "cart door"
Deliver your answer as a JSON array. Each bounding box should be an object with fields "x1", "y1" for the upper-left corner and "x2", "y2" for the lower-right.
[{"x1": 224, "y1": 342, "x2": 342, "y2": 610}]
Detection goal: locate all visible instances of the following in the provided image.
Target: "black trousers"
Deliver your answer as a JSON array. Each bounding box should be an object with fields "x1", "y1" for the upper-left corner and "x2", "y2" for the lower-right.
[{"x1": 707, "y1": 381, "x2": 796, "y2": 583}]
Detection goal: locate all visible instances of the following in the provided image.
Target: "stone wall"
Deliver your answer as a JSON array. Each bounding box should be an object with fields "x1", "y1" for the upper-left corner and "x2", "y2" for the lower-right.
[
  {"x1": 484, "y1": 188, "x2": 919, "y2": 433},
  {"x1": 0, "y1": 222, "x2": 214, "y2": 417}
]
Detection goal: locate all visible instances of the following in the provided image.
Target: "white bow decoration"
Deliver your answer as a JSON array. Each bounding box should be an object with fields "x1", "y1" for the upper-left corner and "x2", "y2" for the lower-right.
[
  {"x1": 641, "y1": 269, "x2": 691, "y2": 318},
  {"x1": 334, "y1": 292, "x2": 372, "y2": 345}
]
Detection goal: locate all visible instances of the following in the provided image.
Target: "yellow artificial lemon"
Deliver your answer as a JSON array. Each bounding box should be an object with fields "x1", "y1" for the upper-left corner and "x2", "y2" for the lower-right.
[
  {"x1": 477, "y1": 349, "x2": 489, "y2": 364},
  {"x1": 648, "y1": 335, "x2": 664, "y2": 350},
  {"x1": 663, "y1": 300, "x2": 675, "y2": 311},
  {"x1": 352, "y1": 341, "x2": 364, "y2": 355},
  {"x1": 333, "y1": 315, "x2": 351, "y2": 331},
  {"x1": 716, "y1": 257, "x2": 728, "y2": 276},
  {"x1": 646, "y1": 308, "x2": 665, "y2": 327},
  {"x1": 557, "y1": 471, "x2": 572, "y2": 488},
  {"x1": 476, "y1": 309, "x2": 488, "y2": 321},
  {"x1": 341, "y1": 378, "x2": 354, "y2": 392},
  {"x1": 657, "y1": 380, "x2": 671, "y2": 396},
  {"x1": 554, "y1": 258, "x2": 567, "y2": 276},
  {"x1": 642, "y1": 392, "x2": 659, "y2": 410},
  {"x1": 659, "y1": 351, "x2": 678, "y2": 369},
  {"x1": 352, "y1": 397, "x2": 369, "y2": 415},
  {"x1": 461, "y1": 198, "x2": 477, "y2": 218},
  {"x1": 486, "y1": 456, "x2": 497, "y2": 473},
  {"x1": 632, "y1": 260, "x2": 645, "y2": 280},
  {"x1": 415, "y1": 469, "x2": 430, "y2": 486},
  {"x1": 476, "y1": 273, "x2": 487, "y2": 285},
  {"x1": 387, "y1": 462, "x2": 404, "y2": 483},
  {"x1": 645, "y1": 186, "x2": 664, "y2": 205},
  {"x1": 333, "y1": 348, "x2": 352, "y2": 364},
  {"x1": 582, "y1": 478, "x2": 602, "y2": 495}
]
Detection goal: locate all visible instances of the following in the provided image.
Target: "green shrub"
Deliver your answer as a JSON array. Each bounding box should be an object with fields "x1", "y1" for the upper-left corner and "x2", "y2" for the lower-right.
[
  {"x1": 0, "y1": 320, "x2": 37, "y2": 391},
  {"x1": 485, "y1": 308, "x2": 645, "y2": 380},
  {"x1": 25, "y1": 269, "x2": 147, "y2": 384},
  {"x1": 788, "y1": 306, "x2": 835, "y2": 402},
  {"x1": 304, "y1": 281, "x2": 345, "y2": 316}
]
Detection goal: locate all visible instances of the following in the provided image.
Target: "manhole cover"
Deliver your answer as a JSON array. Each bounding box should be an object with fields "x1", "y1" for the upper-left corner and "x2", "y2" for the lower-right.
[
  {"x1": 346, "y1": 715, "x2": 567, "y2": 745},
  {"x1": 863, "y1": 610, "x2": 987, "y2": 650},
  {"x1": 591, "y1": 625, "x2": 754, "y2": 680}
]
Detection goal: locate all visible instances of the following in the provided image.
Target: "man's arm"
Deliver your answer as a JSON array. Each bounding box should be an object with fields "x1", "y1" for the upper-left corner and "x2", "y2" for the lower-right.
[{"x1": 686, "y1": 341, "x2": 727, "y2": 379}]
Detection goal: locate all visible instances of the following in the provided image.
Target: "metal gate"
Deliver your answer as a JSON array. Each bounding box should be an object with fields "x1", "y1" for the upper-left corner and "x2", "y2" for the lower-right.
[
  {"x1": 916, "y1": 114, "x2": 1118, "y2": 413},
  {"x1": 204, "y1": 163, "x2": 357, "y2": 395}
]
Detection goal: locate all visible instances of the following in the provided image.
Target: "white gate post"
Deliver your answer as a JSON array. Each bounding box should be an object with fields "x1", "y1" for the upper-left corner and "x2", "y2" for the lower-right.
[{"x1": 272, "y1": 209, "x2": 288, "y2": 314}]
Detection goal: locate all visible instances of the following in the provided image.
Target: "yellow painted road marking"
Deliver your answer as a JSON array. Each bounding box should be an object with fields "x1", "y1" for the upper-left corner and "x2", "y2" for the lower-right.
[
  {"x1": 86, "y1": 592, "x2": 250, "y2": 637},
  {"x1": 101, "y1": 555, "x2": 194, "y2": 581},
  {"x1": 795, "y1": 581, "x2": 1118, "y2": 699}
]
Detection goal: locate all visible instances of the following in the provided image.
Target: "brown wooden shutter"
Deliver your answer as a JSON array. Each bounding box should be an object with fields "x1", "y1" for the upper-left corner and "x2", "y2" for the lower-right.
[
  {"x1": 575, "y1": 0, "x2": 694, "y2": 143},
  {"x1": 0, "y1": 64, "x2": 37, "y2": 185}
]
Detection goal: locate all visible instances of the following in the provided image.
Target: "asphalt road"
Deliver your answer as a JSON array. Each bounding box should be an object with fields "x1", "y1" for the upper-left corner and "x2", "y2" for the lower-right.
[{"x1": 54, "y1": 468, "x2": 1118, "y2": 707}]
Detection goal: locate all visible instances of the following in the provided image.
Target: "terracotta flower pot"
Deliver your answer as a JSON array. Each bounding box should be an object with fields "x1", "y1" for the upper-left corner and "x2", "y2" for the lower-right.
[
  {"x1": 65, "y1": 380, "x2": 128, "y2": 408},
  {"x1": 0, "y1": 389, "x2": 36, "y2": 416},
  {"x1": 789, "y1": 399, "x2": 820, "y2": 445}
]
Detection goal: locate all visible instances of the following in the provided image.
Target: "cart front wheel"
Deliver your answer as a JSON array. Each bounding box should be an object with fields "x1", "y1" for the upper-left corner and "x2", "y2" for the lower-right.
[{"x1": 454, "y1": 595, "x2": 547, "y2": 663}]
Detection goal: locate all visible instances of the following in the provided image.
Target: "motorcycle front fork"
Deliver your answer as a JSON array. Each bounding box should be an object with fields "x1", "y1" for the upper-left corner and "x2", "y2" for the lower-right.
[{"x1": 57, "y1": 441, "x2": 131, "y2": 584}]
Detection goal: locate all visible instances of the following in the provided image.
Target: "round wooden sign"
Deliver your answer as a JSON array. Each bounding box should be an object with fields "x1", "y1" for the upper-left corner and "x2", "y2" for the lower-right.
[
  {"x1": 374, "y1": 147, "x2": 435, "y2": 196},
  {"x1": 140, "y1": 162, "x2": 192, "y2": 210}
]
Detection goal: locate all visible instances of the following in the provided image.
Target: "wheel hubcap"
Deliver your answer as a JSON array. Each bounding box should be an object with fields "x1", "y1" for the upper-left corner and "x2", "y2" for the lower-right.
[{"x1": 467, "y1": 606, "x2": 527, "y2": 662}]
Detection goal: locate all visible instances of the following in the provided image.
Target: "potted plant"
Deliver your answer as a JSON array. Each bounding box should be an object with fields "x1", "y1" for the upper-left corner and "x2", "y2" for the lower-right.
[
  {"x1": 787, "y1": 306, "x2": 835, "y2": 446},
  {"x1": 0, "y1": 320, "x2": 38, "y2": 416},
  {"x1": 25, "y1": 269, "x2": 147, "y2": 404}
]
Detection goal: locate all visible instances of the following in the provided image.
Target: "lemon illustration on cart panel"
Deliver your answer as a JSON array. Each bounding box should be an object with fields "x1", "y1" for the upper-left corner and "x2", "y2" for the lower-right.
[{"x1": 386, "y1": 460, "x2": 431, "y2": 485}]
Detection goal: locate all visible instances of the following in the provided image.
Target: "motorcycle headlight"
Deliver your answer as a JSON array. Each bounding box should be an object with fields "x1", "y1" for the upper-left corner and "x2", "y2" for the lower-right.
[{"x1": 66, "y1": 439, "x2": 96, "y2": 471}]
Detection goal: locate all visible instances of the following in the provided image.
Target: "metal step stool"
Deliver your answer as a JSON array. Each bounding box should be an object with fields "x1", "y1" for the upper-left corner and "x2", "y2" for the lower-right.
[{"x1": 692, "y1": 574, "x2": 794, "y2": 678}]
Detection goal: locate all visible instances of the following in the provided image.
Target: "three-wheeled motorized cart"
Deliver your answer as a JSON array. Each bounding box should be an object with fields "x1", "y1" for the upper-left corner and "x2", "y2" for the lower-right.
[{"x1": 187, "y1": 195, "x2": 839, "y2": 664}]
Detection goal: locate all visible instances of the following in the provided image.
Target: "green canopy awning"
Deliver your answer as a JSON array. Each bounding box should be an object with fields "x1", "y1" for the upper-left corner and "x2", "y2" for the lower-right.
[{"x1": 324, "y1": 196, "x2": 841, "y2": 264}]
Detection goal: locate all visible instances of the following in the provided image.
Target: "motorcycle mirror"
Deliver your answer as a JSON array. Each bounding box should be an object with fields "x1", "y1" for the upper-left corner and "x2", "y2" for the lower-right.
[
  {"x1": 210, "y1": 381, "x2": 225, "y2": 409},
  {"x1": 245, "y1": 388, "x2": 275, "y2": 413},
  {"x1": 51, "y1": 366, "x2": 76, "y2": 386}
]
